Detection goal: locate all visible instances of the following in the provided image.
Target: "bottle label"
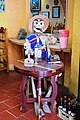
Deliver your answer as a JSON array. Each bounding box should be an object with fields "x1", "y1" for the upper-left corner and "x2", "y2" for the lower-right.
[
  {"x1": 63, "y1": 108, "x2": 66, "y2": 112},
  {"x1": 59, "y1": 106, "x2": 63, "y2": 109},
  {"x1": 68, "y1": 111, "x2": 71, "y2": 115},
  {"x1": 35, "y1": 47, "x2": 38, "y2": 58},
  {"x1": 37, "y1": 49, "x2": 41, "y2": 58},
  {"x1": 71, "y1": 112, "x2": 76, "y2": 116}
]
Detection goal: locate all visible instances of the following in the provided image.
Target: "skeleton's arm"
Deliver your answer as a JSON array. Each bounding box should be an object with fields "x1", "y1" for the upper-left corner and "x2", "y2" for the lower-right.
[
  {"x1": 24, "y1": 39, "x2": 33, "y2": 55},
  {"x1": 47, "y1": 36, "x2": 57, "y2": 44}
]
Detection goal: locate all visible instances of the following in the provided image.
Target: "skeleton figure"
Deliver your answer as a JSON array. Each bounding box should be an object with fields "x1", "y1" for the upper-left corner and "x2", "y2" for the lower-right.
[
  {"x1": 24, "y1": 15, "x2": 55, "y2": 117},
  {"x1": 24, "y1": 16, "x2": 49, "y2": 66}
]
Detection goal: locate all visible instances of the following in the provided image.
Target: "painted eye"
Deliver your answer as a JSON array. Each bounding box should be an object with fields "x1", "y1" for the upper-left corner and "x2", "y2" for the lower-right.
[
  {"x1": 35, "y1": 21, "x2": 38, "y2": 24},
  {"x1": 40, "y1": 23, "x2": 42, "y2": 25},
  {"x1": 33, "y1": 21, "x2": 38, "y2": 26},
  {"x1": 40, "y1": 21, "x2": 44, "y2": 26}
]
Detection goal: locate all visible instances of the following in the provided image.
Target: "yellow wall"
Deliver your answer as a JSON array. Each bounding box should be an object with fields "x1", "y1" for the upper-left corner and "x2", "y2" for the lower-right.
[
  {"x1": 0, "y1": 12, "x2": 8, "y2": 28},
  {"x1": 65, "y1": 0, "x2": 80, "y2": 96},
  {"x1": 0, "y1": 0, "x2": 30, "y2": 37},
  {"x1": 6, "y1": 0, "x2": 27, "y2": 37},
  {"x1": 70, "y1": 0, "x2": 80, "y2": 96},
  {"x1": 6, "y1": 0, "x2": 30, "y2": 67},
  {"x1": 66, "y1": 0, "x2": 74, "y2": 48},
  {"x1": 0, "y1": 0, "x2": 30, "y2": 67},
  {"x1": 62, "y1": 0, "x2": 74, "y2": 88}
]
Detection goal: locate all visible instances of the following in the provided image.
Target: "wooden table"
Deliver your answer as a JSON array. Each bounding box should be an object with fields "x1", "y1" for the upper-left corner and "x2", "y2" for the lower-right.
[
  {"x1": 9, "y1": 38, "x2": 26, "y2": 59},
  {"x1": 9, "y1": 38, "x2": 25, "y2": 46},
  {"x1": 14, "y1": 60, "x2": 64, "y2": 120}
]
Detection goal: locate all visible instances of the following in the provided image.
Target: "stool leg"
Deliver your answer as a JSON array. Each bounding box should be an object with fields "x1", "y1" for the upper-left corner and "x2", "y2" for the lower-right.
[
  {"x1": 38, "y1": 77, "x2": 42, "y2": 120},
  {"x1": 25, "y1": 76, "x2": 30, "y2": 98},
  {"x1": 31, "y1": 77, "x2": 38, "y2": 116},
  {"x1": 50, "y1": 76, "x2": 57, "y2": 112},
  {"x1": 20, "y1": 75, "x2": 27, "y2": 112},
  {"x1": 43, "y1": 78, "x2": 47, "y2": 90}
]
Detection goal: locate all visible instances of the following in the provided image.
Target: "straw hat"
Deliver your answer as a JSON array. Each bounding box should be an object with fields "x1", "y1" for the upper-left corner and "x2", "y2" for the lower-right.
[{"x1": 27, "y1": 15, "x2": 49, "y2": 33}]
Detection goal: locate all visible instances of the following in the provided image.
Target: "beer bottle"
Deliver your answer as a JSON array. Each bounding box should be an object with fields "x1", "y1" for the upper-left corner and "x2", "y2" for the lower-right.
[
  {"x1": 71, "y1": 104, "x2": 76, "y2": 117},
  {"x1": 59, "y1": 97, "x2": 63, "y2": 109},
  {"x1": 63, "y1": 99, "x2": 67, "y2": 112},
  {"x1": 67, "y1": 102, "x2": 71, "y2": 115}
]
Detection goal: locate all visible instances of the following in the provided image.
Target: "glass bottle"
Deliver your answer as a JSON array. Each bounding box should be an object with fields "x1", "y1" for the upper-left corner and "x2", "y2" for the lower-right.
[
  {"x1": 68, "y1": 97, "x2": 71, "y2": 103},
  {"x1": 63, "y1": 99, "x2": 67, "y2": 112},
  {"x1": 71, "y1": 104, "x2": 76, "y2": 117},
  {"x1": 59, "y1": 97, "x2": 63, "y2": 109},
  {"x1": 64, "y1": 95, "x2": 67, "y2": 100},
  {"x1": 67, "y1": 102, "x2": 71, "y2": 115}
]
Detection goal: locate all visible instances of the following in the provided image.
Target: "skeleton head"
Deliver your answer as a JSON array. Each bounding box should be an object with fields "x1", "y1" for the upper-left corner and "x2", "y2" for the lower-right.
[{"x1": 32, "y1": 18, "x2": 44, "y2": 33}]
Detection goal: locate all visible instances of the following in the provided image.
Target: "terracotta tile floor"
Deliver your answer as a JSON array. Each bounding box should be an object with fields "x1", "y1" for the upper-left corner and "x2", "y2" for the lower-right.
[{"x1": 0, "y1": 71, "x2": 61, "y2": 120}]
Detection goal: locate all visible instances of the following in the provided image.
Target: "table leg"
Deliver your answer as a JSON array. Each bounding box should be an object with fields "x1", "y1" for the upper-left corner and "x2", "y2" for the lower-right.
[
  {"x1": 20, "y1": 75, "x2": 27, "y2": 112},
  {"x1": 50, "y1": 76, "x2": 57, "y2": 112},
  {"x1": 38, "y1": 77, "x2": 41, "y2": 120}
]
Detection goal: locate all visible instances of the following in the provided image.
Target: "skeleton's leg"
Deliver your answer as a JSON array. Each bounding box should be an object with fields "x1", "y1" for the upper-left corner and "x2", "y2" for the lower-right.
[
  {"x1": 31, "y1": 77, "x2": 38, "y2": 116},
  {"x1": 25, "y1": 76, "x2": 30, "y2": 97},
  {"x1": 43, "y1": 78, "x2": 47, "y2": 90},
  {"x1": 31, "y1": 77, "x2": 45, "y2": 117},
  {"x1": 45, "y1": 85, "x2": 52, "y2": 98},
  {"x1": 42, "y1": 86, "x2": 52, "y2": 113}
]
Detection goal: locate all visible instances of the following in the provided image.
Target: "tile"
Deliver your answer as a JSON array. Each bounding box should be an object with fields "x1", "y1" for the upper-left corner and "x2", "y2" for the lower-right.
[
  {"x1": 15, "y1": 87, "x2": 20, "y2": 92},
  {"x1": 0, "y1": 71, "x2": 64, "y2": 120},
  {"x1": 0, "y1": 103, "x2": 10, "y2": 112},
  {"x1": 16, "y1": 94, "x2": 21, "y2": 99},
  {"x1": 27, "y1": 104, "x2": 34, "y2": 111},
  {"x1": 0, "y1": 81, "x2": 8, "y2": 86},
  {"x1": 0, "y1": 89, "x2": 8, "y2": 94},
  {"x1": 15, "y1": 115, "x2": 28, "y2": 120},
  {"x1": 0, "y1": 111, "x2": 15, "y2": 120},
  {"x1": 6, "y1": 89, "x2": 20, "y2": 98},
  {"x1": 0, "y1": 94, "x2": 10, "y2": 102},
  {"x1": 0, "y1": 89, "x2": 9, "y2": 98},
  {"x1": 8, "y1": 105, "x2": 23, "y2": 117},
  {"x1": 4, "y1": 97, "x2": 20, "y2": 107},
  {"x1": 46, "y1": 113, "x2": 61, "y2": 120},
  {"x1": 24, "y1": 110, "x2": 37, "y2": 120},
  {"x1": 1, "y1": 82, "x2": 20, "y2": 91}
]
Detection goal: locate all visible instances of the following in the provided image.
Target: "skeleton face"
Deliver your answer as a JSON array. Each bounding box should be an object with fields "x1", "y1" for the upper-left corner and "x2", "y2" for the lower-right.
[{"x1": 33, "y1": 18, "x2": 44, "y2": 33}]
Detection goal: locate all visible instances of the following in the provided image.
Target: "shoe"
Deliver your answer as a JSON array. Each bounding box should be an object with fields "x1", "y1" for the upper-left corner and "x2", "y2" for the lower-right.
[
  {"x1": 34, "y1": 102, "x2": 38, "y2": 116},
  {"x1": 42, "y1": 103, "x2": 51, "y2": 113},
  {"x1": 34, "y1": 102, "x2": 45, "y2": 117},
  {"x1": 40, "y1": 109, "x2": 45, "y2": 116}
]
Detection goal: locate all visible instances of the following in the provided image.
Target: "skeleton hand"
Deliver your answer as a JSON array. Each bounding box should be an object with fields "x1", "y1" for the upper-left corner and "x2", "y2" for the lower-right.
[{"x1": 48, "y1": 36, "x2": 57, "y2": 44}]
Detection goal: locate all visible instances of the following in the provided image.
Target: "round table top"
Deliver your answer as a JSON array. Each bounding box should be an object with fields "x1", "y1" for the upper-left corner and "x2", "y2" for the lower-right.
[{"x1": 14, "y1": 60, "x2": 64, "y2": 78}]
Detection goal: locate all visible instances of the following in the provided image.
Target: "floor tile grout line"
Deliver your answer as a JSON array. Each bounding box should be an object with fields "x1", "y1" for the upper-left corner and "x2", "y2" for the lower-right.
[
  {"x1": 6, "y1": 110, "x2": 17, "y2": 118},
  {"x1": 0, "y1": 104, "x2": 20, "y2": 114},
  {"x1": 2, "y1": 102, "x2": 11, "y2": 108},
  {"x1": 1, "y1": 95, "x2": 21, "y2": 103},
  {"x1": 16, "y1": 114, "x2": 29, "y2": 120}
]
